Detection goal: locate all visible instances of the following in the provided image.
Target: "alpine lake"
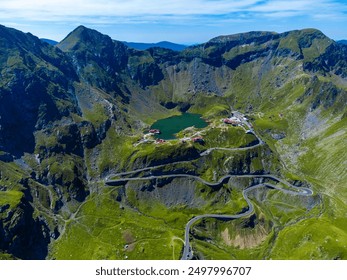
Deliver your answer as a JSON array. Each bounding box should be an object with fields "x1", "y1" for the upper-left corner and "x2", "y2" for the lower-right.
[{"x1": 150, "y1": 113, "x2": 208, "y2": 140}]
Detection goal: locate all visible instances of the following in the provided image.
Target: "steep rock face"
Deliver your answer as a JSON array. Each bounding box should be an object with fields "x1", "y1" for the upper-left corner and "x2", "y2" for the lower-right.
[
  {"x1": 55, "y1": 26, "x2": 345, "y2": 118},
  {"x1": 304, "y1": 43, "x2": 347, "y2": 77},
  {"x1": 57, "y1": 26, "x2": 130, "y2": 99},
  {"x1": 147, "y1": 28, "x2": 343, "y2": 108},
  {"x1": 296, "y1": 76, "x2": 347, "y2": 112},
  {"x1": 0, "y1": 190, "x2": 50, "y2": 259},
  {"x1": 0, "y1": 25, "x2": 79, "y2": 156},
  {"x1": 0, "y1": 27, "x2": 89, "y2": 260}
]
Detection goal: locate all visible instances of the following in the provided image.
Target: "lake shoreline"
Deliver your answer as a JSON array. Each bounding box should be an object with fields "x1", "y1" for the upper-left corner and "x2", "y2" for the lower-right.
[{"x1": 150, "y1": 113, "x2": 208, "y2": 140}]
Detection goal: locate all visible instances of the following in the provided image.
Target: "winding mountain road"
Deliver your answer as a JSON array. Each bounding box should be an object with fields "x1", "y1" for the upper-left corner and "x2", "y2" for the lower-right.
[
  {"x1": 180, "y1": 182, "x2": 312, "y2": 260},
  {"x1": 104, "y1": 113, "x2": 313, "y2": 260},
  {"x1": 106, "y1": 173, "x2": 311, "y2": 196},
  {"x1": 105, "y1": 172, "x2": 313, "y2": 260}
]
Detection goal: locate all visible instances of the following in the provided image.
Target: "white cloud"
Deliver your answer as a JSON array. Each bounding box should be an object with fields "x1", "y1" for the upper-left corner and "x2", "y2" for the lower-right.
[
  {"x1": 252, "y1": 0, "x2": 346, "y2": 18},
  {"x1": 0, "y1": 0, "x2": 259, "y2": 18},
  {"x1": 0, "y1": 0, "x2": 346, "y2": 24},
  {"x1": 248, "y1": 0, "x2": 313, "y2": 12}
]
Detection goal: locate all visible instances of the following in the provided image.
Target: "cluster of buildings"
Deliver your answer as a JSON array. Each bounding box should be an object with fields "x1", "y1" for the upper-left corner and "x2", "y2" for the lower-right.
[
  {"x1": 148, "y1": 128, "x2": 205, "y2": 145},
  {"x1": 142, "y1": 111, "x2": 252, "y2": 147},
  {"x1": 155, "y1": 138, "x2": 166, "y2": 144},
  {"x1": 223, "y1": 116, "x2": 242, "y2": 126},
  {"x1": 223, "y1": 113, "x2": 254, "y2": 135},
  {"x1": 223, "y1": 113, "x2": 249, "y2": 127}
]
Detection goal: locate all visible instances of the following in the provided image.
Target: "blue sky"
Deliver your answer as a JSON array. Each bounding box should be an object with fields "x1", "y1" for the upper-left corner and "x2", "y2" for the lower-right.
[{"x1": 1, "y1": 0, "x2": 346, "y2": 44}]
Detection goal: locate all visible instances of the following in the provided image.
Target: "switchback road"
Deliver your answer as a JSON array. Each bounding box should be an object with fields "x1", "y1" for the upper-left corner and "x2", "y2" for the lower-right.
[{"x1": 104, "y1": 113, "x2": 313, "y2": 260}]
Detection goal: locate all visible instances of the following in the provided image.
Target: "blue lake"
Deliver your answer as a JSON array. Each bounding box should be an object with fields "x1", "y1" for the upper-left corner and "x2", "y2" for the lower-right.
[{"x1": 150, "y1": 113, "x2": 208, "y2": 140}]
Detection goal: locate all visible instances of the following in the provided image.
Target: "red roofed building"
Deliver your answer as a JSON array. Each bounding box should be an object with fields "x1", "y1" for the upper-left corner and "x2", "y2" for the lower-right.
[{"x1": 149, "y1": 129, "x2": 161, "y2": 134}]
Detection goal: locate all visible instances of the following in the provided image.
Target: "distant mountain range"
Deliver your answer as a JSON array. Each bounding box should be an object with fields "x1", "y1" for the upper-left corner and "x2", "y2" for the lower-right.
[
  {"x1": 40, "y1": 38, "x2": 58, "y2": 46},
  {"x1": 40, "y1": 37, "x2": 347, "y2": 50},
  {"x1": 123, "y1": 41, "x2": 187, "y2": 51},
  {"x1": 337, "y1": 40, "x2": 347, "y2": 45},
  {"x1": 40, "y1": 37, "x2": 187, "y2": 51}
]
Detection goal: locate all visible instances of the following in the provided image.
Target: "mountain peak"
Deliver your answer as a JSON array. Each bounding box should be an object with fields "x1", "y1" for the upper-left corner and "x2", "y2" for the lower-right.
[
  {"x1": 282, "y1": 28, "x2": 328, "y2": 40},
  {"x1": 57, "y1": 25, "x2": 113, "y2": 52},
  {"x1": 75, "y1": 25, "x2": 88, "y2": 31}
]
